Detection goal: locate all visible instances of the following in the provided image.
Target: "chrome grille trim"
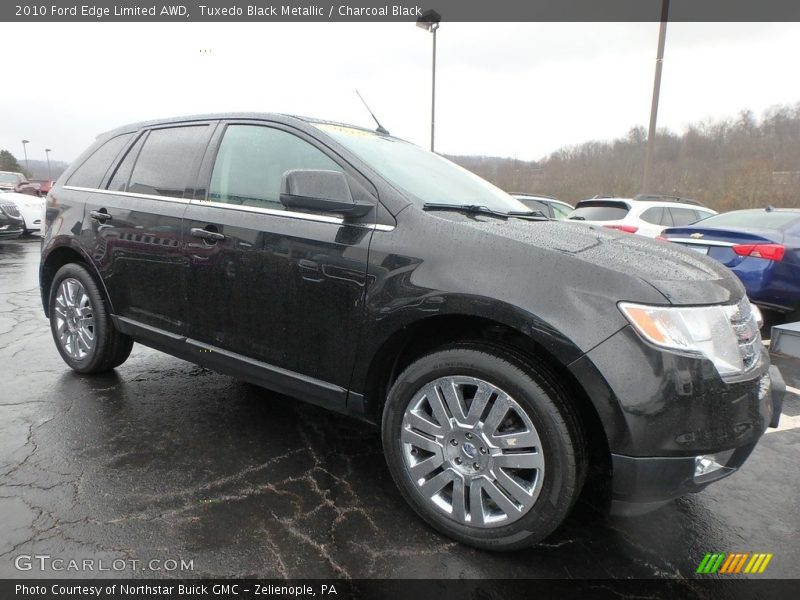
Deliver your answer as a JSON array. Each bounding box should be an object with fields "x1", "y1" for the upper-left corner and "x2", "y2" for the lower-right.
[{"x1": 1, "y1": 204, "x2": 21, "y2": 218}]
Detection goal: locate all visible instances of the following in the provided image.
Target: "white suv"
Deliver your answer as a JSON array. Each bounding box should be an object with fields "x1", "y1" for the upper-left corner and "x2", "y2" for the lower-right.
[{"x1": 567, "y1": 194, "x2": 717, "y2": 238}]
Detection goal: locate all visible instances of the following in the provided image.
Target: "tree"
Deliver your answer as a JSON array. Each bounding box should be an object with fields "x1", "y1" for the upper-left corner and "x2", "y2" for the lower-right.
[{"x1": 0, "y1": 150, "x2": 25, "y2": 174}]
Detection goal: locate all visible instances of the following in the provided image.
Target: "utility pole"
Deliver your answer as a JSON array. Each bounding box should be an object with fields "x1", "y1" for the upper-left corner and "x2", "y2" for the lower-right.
[
  {"x1": 45, "y1": 149, "x2": 52, "y2": 179},
  {"x1": 642, "y1": 0, "x2": 670, "y2": 193}
]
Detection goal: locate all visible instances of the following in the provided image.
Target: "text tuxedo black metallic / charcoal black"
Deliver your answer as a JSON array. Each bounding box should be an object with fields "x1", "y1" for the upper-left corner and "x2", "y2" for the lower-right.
[{"x1": 39, "y1": 113, "x2": 784, "y2": 550}]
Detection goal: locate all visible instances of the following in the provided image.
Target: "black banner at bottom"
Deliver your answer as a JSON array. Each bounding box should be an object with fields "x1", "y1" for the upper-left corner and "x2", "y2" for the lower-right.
[{"x1": 2, "y1": 579, "x2": 797, "y2": 600}]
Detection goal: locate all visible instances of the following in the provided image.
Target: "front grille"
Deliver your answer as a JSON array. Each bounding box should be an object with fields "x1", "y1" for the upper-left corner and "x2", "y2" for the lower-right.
[
  {"x1": 0, "y1": 203, "x2": 20, "y2": 218},
  {"x1": 726, "y1": 297, "x2": 762, "y2": 372}
]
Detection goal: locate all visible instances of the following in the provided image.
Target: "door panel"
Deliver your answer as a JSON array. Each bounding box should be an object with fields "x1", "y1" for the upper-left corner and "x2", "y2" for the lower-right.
[
  {"x1": 80, "y1": 124, "x2": 214, "y2": 334},
  {"x1": 82, "y1": 191, "x2": 189, "y2": 331},
  {"x1": 182, "y1": 204, "x2": 372, "y2": 394},
  {"x1": 182, "y1": 122, "x2": 377, "y2": 400}
]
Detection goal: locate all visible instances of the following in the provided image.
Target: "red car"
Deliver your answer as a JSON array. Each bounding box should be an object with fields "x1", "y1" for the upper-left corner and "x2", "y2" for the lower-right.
[{"x1": 18, "y1": 179, "x2": 53, "y2": 197}]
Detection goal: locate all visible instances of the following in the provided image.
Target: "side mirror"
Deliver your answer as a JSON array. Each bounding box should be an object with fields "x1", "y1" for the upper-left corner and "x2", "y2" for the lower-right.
[{"x1": 279, "y1": 169, "x2": 372, "y2": 218}]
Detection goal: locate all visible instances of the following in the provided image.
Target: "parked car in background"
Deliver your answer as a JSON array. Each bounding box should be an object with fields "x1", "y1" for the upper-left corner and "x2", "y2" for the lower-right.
[
  {"x1": 17, "y1": 179, "x2": 53, "y2": 197},
  {"x1": 511, "y1": 194, "x2": 573, "y2": 220},
  {"x1": 568, "y1": 194, "x2": 717, "y2": 237},
  {"x1": 0, "y1": 171, "x2": 28, "y2": 193},
  {"x1": 0, "y1": 199, "x2": 25, "y2": 239},
  {"x1": 661, "y1": 208, "x2": 800, "y2": 324},
  {"x1": 0, "y1": 192, "x2": 44, "y2": 234}
]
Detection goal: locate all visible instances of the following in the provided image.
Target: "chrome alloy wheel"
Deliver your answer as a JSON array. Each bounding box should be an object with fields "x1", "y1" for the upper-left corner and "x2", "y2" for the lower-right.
[
  {"x1": 400, "y1": 376, "x2": 545, "y2": 528},
  {"x1": 53, "y1": 278, "x2": 96, "y2": 360}
]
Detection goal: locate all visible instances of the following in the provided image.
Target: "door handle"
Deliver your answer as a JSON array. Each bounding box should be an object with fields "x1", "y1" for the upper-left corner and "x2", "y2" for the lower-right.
[
  {"x1": 190, "y1": 227, "x2": 225, "y2": 242},
  {"x1": 298, "y1": 259, "x2": 319, "y2": 270},
  {"x1": 89, "y1": 210, "x2": 112, "y2": 222}
]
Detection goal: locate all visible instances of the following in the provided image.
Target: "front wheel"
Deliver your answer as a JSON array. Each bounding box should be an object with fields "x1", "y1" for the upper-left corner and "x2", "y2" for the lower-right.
[
  {"x1": 49, "y1": 263, "x2": 133, "y2": 373},
  {"x1": 382, "y1": 346, "x2": 586, "y2": 550}
]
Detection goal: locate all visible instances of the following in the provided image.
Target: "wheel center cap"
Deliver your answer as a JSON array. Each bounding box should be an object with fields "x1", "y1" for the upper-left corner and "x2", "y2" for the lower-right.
[{"x1": 462, "y1": 442, "x2": 477, "y2": 459}]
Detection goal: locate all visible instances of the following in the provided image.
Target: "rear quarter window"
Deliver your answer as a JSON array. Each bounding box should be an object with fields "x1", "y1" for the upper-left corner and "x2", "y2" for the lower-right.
[
  {"x1": 66, "y1": 133, "x2": 134, "y2": 188},
  {"x1": 669, "y1": 207, "x2": 702, "y2": 226}
]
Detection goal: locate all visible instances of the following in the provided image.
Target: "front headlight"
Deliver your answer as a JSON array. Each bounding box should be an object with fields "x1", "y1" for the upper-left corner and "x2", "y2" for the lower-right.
[{"x1": 619, "y1": 300, "x2": 761, "y2": 377}]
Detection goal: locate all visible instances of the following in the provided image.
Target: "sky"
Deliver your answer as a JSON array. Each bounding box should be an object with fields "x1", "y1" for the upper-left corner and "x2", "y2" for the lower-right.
[{"x1": 1, "y1": 22, "x2": 799, "y2": 164}]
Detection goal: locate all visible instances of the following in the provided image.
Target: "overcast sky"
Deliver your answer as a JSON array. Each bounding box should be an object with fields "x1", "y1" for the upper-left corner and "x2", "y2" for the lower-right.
[{"x1": 1, "y1": 22, "x2": 799, "y2": 164}]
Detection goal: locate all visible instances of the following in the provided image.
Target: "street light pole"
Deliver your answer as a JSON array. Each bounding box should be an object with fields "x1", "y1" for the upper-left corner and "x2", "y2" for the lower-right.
[
  {"x1": 45, "y1": 149, "x2": 52, "y2": 179},
  {"x1": 642, "y1": 0, "x2": 670, "y2": 193},
  {"x1": 417, "y1": 10, "x2": 442, "y2": 152},
  {"x1": 21, "y1": 139, "x2": 30, "y2": 172},
  {"x1": 430, "y1": 24, "x2": 437, "y2": 152}
]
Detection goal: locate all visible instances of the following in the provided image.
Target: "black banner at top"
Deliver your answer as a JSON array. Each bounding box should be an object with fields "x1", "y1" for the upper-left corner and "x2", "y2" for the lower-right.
[{"x1": 3, "y1": 0, "x2": 800, "y2": 23}]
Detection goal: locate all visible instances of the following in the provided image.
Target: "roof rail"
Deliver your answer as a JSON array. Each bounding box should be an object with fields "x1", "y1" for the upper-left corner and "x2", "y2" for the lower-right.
[
  {"x1": 591, "y1": 194, "x2": 617, "y2": 199},
  {"x1": 510, "y1": 192, "x2": 560, "y2": 200},
  {"x1": 634, "y1": 193, "x2": 703, "y2": 206}
]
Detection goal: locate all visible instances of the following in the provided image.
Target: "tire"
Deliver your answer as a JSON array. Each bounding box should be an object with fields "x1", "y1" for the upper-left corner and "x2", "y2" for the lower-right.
[
  {"x1": 382, "y1": 345, "x2": 586, "y2": 550},
  {"x1": 49, "y1": 263, "x2": 133, "y2": 374}
]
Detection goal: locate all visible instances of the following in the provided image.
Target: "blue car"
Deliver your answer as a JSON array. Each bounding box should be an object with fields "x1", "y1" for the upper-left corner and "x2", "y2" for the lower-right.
[{"x1": 661, "y1": 208, "x2": 800, "y2": 322}]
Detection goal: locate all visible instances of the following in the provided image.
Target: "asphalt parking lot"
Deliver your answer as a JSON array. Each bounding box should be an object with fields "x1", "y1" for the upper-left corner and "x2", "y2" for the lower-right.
[{"x1": 1, "y1": 236, "x2": 799, "y2": 579}]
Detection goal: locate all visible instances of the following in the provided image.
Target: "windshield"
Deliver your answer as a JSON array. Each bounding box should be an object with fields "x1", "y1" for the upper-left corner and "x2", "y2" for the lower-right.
[
  {"x1": 0, "y1": 173, "x2": 22, "y2": 184},
  {"x1": 690, "y1": 210, "x2": 800, "y2": 230},
  {"x1": 315, "y1": 124, "x2": 531, "y2": 213}
]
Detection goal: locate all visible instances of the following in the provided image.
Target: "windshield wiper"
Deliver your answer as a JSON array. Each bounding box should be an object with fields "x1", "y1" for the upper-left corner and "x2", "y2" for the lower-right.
[
  {"x1": 568, "y1": 215, "x2": 586, "y2": 221},
  {"x1": 422, "y1": 203, "x2": 548, "y2": 220}
]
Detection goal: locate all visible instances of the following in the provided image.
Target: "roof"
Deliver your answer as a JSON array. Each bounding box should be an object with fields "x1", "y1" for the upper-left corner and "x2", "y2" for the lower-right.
[
  {"x1": 577, "y1": 195, "x2": 709, "y2": 209},
  {"x1": 98, "y1": 112, "x2": 388, "y2": 140}
]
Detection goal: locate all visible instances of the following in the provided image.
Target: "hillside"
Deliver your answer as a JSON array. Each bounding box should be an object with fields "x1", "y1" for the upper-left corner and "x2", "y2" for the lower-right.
[{"x1": 449, "y1": 103, "x2": 800, "y2": 212}]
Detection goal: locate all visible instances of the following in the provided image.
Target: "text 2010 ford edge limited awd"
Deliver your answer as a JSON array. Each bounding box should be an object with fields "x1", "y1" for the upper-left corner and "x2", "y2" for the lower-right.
[{"x1": 40, "y1": 114, "x2": 784, "y2": 550}]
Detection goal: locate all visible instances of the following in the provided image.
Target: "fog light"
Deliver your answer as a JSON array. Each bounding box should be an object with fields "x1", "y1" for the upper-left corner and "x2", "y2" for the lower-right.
[{"x1": 695, "y1": 455, "x2": 724, "y2": 478}]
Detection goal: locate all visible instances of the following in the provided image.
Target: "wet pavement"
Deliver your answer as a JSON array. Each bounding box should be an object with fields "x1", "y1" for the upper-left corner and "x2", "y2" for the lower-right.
[{"x1": 1, "y1": 236, "x2": 799, "y2": 579}]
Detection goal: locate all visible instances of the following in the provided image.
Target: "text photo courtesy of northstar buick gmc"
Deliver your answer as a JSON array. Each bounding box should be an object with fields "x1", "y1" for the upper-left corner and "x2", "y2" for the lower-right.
[{"x1": 39, "y1": 114, "x2": 784, "y2": 550}]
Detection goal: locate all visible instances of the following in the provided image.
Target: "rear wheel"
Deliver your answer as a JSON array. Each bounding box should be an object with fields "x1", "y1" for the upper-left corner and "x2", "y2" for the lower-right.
[
  {"x1": 49, "y1": 263, "x2": 133, "y2": 373},
  {"x1": 382, "y1": 345, "x2": 586, "y2": 550}
]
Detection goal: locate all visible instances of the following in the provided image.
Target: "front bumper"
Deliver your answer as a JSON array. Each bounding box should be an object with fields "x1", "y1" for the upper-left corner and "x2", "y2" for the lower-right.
[
  {"x1": 0, "y1": 226, "x2": 23, "y2": 239},
  {"x1": 610, "y1": 364, "x2": 786, "y2": 516}
]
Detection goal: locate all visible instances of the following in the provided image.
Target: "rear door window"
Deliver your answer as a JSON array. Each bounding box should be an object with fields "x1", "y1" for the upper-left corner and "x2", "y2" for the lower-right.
[
  {"x1": 66, "y1": 133, "x2": 134, "y2": 188},
  {"x1": 126, "y1": 126, "x2": 209, "y2": 198},
  {"x1": 640, "y1": 207, "x2": 668, "y2": 225},
  {"x1": 569, "y1": 201, "x2": 630, "y2": 221}
]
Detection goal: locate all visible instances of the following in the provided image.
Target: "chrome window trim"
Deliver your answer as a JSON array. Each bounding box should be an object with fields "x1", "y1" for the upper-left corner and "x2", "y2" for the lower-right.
[
  {"x1": 64, "y1": 185, "x2": 192, "y2": 205},
  {"x1": 668, "y1": 237, "x2": 735, "y2": 247},
  {"x1": 190, "y1": 197, "x2": 344, "y2": 225},
  {"x1": 62, "y1": 185, "x2": 395, "y2": 231}
]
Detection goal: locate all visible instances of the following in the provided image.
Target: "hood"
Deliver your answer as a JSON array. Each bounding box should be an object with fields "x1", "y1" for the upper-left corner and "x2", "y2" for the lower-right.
[
  {"x1": 0, "y1": 192, "x2": 41, "y2": 206},
  {"x1": 453, "y1": 214, "x2": 744, "y2": 305}
]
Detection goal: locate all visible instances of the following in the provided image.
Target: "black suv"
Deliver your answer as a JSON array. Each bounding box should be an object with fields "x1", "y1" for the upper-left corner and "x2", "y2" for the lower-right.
[{"x1": 40, "y1": 114, "x2": 784, "y2": 550}]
